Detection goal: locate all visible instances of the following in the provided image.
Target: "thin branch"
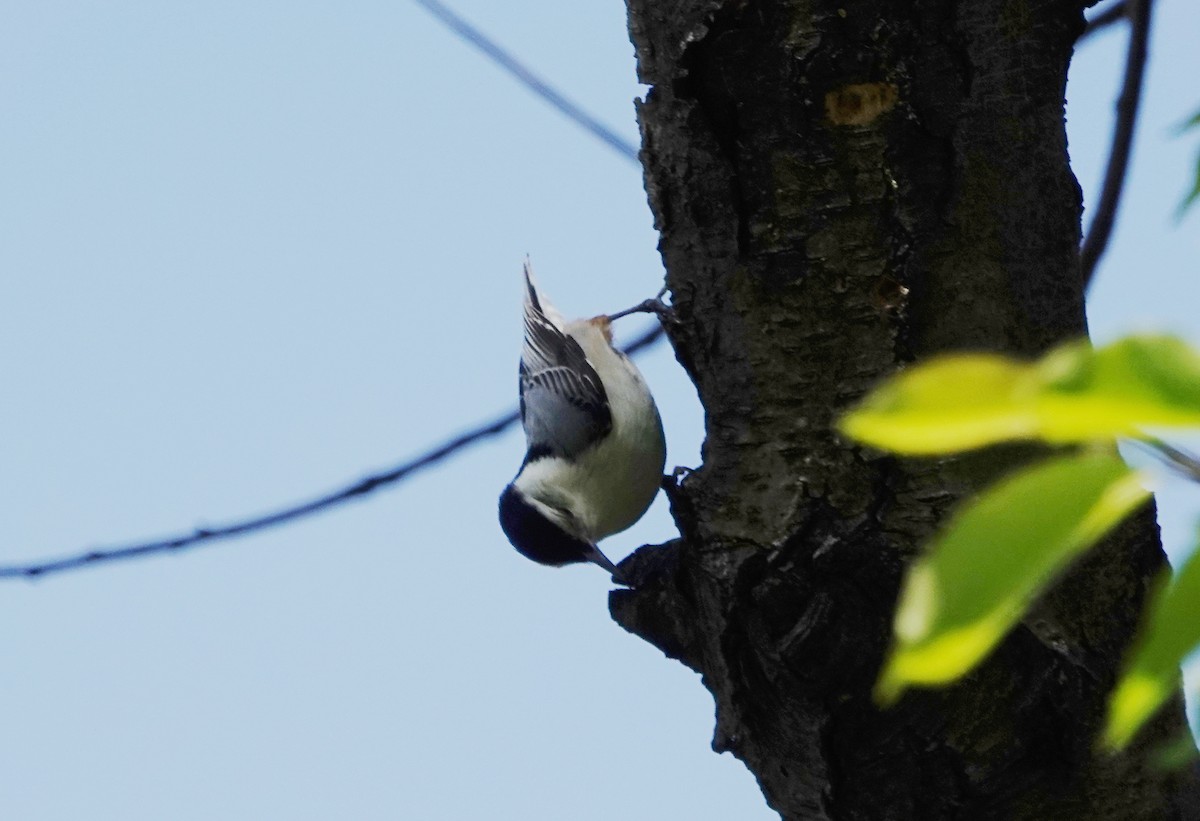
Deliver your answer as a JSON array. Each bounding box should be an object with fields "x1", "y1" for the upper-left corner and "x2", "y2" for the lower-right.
[
  {"x1": 1, "y1": 324, "x2": 666, "y2": 580},
  {"x1": 1139, "y1": 437, "x2": 1200, "y2": 485},
  {"x1": 411, "y1": 0, "x2": 640, "y2": 165},
  {"x1": 1080, "y1": 1, "x2": 1128, "y2": 42},
  {"x1": 1080, "y1": 0, "x2": 1154, "y2": 288}
]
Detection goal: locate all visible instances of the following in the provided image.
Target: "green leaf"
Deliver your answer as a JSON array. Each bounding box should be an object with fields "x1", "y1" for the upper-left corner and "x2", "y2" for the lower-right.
[
  {"x1": 1105, "y1": 532, "x2": 1200, "y2": 750},
  {"x1": 840, "y1": 335, "x2": 1200, "y2": 455},
  {"x1": 839, "y1": 354, "x2": 1041, "y2": 454},
  {"x1": 876, "y1": 451, "x2": 1150, "y2": 705}
]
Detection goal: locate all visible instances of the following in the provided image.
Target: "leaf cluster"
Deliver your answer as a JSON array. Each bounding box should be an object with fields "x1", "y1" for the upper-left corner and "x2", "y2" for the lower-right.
[{"x1": 841, "y1": 334, "x2": 1200, "y2": 751}]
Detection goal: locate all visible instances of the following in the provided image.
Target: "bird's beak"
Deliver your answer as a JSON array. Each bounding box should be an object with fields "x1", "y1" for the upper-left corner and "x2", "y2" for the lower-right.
[{"x1": 583, "y1": 544, "x2": 627, "y2": 584}]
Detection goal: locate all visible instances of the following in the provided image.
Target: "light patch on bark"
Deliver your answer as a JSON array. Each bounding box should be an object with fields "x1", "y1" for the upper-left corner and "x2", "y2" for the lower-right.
[{"x1": 824, "y1": 82, "x2": 899, "y2": 126}]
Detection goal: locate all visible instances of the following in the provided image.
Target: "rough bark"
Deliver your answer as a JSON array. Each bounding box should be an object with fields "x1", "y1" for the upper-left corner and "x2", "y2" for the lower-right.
[{"x1": 612, "y1": 1, "x2": 1200, "y2": 818}]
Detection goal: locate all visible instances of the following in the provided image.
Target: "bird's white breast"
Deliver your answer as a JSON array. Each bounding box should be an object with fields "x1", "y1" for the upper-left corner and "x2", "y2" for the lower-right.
[{"x1": 518, "y1": 319, "x2": 666, "y2": 542}]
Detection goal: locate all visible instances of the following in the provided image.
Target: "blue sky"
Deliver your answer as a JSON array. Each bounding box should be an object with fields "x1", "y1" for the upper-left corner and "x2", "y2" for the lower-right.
[{"x1": 2, "y1": 2, "x2": 1197, "y2": 819}]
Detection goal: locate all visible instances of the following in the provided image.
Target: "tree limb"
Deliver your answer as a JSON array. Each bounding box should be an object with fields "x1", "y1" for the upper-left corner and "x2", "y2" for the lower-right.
[
  {"x1": 1080, "y1": 1, "x2": 1128, "y2": 42},
  {"x1": 1080, "y1": 0, "x2": 1154, "y2": 287}
]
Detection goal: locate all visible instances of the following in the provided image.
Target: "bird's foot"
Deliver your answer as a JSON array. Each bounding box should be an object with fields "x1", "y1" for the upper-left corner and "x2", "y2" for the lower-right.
[{"x1": 607, "y1": 286, "x2": 675, "y2": 324}]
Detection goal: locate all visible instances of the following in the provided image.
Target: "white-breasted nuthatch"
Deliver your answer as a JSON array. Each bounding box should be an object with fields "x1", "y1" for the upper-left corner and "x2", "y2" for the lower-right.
[{"x1": 498, "y1": 261, "x2": 667, "y2": 578}]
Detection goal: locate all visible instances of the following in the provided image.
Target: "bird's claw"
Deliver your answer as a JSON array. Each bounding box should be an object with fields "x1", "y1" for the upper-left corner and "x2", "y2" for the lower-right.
[{"x1": 608, "y1": 287, "x2": 675, "y2": 324}]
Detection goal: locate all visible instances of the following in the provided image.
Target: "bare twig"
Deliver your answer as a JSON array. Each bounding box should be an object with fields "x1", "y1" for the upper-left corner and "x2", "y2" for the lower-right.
[
  {"x1": 1137, "y1": 437, "x2": 1200, "y2": 485},
  {"x1": 1080, "y1": 0, "x2": 1154, "y2": 288},
  {"x1": 1080, "y1": 1, "x2": 1128, "y2": 42},
  {"x1": 1, "y1": 324, "x2": 665, "y2": 580},
  {"x1": 411, "y1": 0, "x2": 640, "y2": 165}
]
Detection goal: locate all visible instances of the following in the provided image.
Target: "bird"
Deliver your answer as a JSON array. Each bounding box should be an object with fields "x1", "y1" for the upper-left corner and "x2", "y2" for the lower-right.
[{"x1": 498, "y1": 260, "x2": 667, "y2": 580}]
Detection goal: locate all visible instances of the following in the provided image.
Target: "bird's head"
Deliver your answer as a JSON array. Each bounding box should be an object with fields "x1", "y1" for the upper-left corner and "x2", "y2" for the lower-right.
[{"x1": 498, "y1": 483, "x2": 619, "y2": 575}]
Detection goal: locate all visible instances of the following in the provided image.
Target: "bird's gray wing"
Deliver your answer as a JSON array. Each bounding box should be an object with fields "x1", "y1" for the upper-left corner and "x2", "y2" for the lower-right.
[{"x1": 519, "y1": 264, "x2": 611, "y2": 460}]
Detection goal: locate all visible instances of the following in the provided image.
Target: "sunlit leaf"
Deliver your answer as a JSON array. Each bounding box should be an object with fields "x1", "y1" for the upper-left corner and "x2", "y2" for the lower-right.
[
  {"x1": 839, "y1": 355, "x2": 1041, "y2": 454},
  {"x1": 841, "y1": 335, "x2": 1200, "y2": 455},
  {"x1": 1036, "y1": 336, "x2": 1200, "y2": 436},
  {"x1": 876, "y1": 451, "x2": 1150, "y2": 705},
  {"x1": 1105, "y1": 532, "x2": 1200, "y2": 750}
]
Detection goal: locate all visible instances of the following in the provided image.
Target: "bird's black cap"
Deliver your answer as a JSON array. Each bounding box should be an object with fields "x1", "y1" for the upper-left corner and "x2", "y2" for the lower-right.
[{"x1": 498, "y1": 484, "x2": 595, "y2": 567}]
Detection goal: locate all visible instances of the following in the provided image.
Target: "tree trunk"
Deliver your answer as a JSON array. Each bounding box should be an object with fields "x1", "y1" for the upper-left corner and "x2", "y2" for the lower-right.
[{"x1": 612, "y1": 1, "x2": 1200, "y2": 818}]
